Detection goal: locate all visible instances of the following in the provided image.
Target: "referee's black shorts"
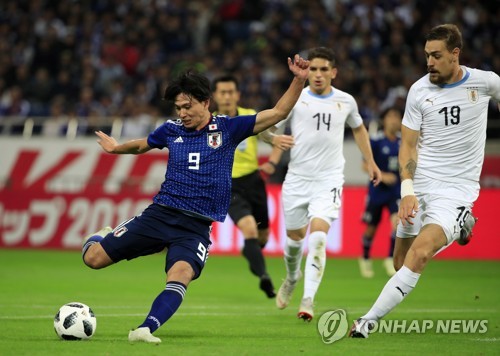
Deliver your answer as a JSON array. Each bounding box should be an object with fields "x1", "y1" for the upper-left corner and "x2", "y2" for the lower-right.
[{"x1": 228, "y1": 170, "x2": 269, "y2": 229}]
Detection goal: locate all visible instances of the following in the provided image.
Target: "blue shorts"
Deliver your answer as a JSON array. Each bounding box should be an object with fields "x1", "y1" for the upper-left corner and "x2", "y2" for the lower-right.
[
  {"x1": 362, "y1": 195, "x2": 399, "y2": 226},
  {"x1": 100, "y1": 203, "x2": 212, "y2": 279}
]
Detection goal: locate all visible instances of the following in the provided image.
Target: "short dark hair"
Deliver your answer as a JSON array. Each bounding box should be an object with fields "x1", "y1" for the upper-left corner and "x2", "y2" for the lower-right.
[
  {"x1": 425, "y1": 24, "x2": 463, "y2": 52},
  {"x1": 307, "y1": 47, "x2": 336, "y2": 67},
  {"x1": 212, "y1": 74, "x2": 239, "y2": 92},
  {"x1": 381, "y1": 106, "x2": 403, "y2": 120},
  {"x1": 163, "y1": 70, "x2": 211, "y2": 102}
]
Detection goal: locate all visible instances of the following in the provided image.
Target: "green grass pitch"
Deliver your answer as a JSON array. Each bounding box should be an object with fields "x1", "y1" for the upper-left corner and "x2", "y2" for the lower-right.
[{"x1": 0, "y1": 250, "x2": 499, "y2": 355}]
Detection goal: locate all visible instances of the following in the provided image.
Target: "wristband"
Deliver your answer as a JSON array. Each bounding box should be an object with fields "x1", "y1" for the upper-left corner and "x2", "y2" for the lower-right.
[
  {"x1": 401, "y1": 179, "x2": 415, "y2": 198},
  {"x1": 267, "y1": 161, "x2": 277, "y2": 168}
]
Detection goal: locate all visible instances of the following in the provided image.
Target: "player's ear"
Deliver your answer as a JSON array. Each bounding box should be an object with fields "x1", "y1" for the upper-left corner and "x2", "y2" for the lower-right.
[
  {"x1": 452, "y1": 47, "x2": 460, "y2": 62},
  {"x1": 331, "y1": 67, "x2": 338, "y2": 80}
]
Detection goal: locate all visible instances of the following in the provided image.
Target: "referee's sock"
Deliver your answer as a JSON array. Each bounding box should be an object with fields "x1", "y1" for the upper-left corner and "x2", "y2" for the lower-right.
[{"x1": 242, "y1": 238, "x2": 266, "y2": 277}]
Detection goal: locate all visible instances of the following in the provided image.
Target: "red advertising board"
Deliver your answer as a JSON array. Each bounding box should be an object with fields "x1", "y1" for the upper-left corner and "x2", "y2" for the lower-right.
[{"x1": 1, "y1": 140, "x2": 498, "y2": 259}]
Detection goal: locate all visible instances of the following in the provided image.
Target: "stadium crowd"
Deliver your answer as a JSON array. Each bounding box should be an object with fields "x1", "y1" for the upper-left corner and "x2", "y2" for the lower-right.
[{"x1": 0, "y1": 0, "x2": 498, "y2": 137}]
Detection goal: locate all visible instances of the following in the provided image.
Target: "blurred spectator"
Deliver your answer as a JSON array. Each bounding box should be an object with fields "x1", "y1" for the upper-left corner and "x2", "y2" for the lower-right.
[
  {"x1": 0, "y1": 0, "x2": 497, "y2": 138},
  {"x1": 0, "y1": 85, "x2": 30, "y2": 118}
]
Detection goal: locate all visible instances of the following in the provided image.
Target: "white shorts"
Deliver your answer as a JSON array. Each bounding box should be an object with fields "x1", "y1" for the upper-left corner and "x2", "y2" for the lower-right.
[
  {"x1": 396, "y1": 177, "x2": 479, "y2": 245},
  {"x1": 282, "y1": 174, "x2": 343, "y2": 230}
]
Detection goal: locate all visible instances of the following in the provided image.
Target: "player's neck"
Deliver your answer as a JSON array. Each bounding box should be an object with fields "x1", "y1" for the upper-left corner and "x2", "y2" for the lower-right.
[
  {"x1": 218, "y1": 107, "x2": 238, "y2": 117},
  {"x1": 385, "y1": 130, "x2": 397, "y2": 141},
  {"x1": 310, "y1": 86, "x2": 332, "y2": 96},
  {"x1": 196, "y1": 115, "x2": 212, "y2": 131},
  {"x1": 448, "y1": 65, "x2": 463, "y2": 84}
]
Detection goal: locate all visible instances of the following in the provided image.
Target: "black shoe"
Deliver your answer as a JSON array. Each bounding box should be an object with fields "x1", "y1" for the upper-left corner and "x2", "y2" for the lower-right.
[{"x1": 260, "y1": 274, "x2": 276, "y2": 298}]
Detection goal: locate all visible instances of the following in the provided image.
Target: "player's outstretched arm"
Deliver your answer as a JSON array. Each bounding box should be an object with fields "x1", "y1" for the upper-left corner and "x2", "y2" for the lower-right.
[
  {"x1": 95, "y1": 130, "x2": 152, "y2": 154},
  {"x1": 398, "y1": 125, "x2": 419, "y2": 226},
  {"x1": 253, "y1": 54, "x2": 309, "y2": 134},
  {"x1": 352, "y1": 124, "x2": 382, "y2": 186}
]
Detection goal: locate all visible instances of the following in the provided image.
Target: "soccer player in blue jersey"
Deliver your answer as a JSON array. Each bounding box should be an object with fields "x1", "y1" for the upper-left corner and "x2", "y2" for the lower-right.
[
  {"x1": 359, "y1": 107, "x2": 402, "y2": 278},
  {"x1": 81, "y1": 54, "x2": 310, "y2": 343}
]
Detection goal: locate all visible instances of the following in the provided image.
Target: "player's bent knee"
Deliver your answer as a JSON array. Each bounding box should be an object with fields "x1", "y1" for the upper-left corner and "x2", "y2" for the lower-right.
[
  {"x1": 83, "y1": 246, "x2": 112, "y2": 269},
  {"x1": 167, "y1": 261, "x2": 195, "y2": 285},
  {"x1": 405, "y1": 246, "x2": 434, "y2": 268}
]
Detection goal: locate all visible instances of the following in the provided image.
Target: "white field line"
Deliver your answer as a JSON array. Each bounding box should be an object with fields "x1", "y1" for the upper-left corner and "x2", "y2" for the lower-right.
[{"x1": 0, "y1": 307, "x2": 498, "y2": 320}]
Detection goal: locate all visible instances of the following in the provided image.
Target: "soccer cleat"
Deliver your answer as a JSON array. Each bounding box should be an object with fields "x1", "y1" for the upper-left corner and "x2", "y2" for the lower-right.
[
  {"x1": 383, "y1": 258, "x2": 396, "y2": 277},
  {"x1": 358, "y1": 258, "x2": 374, "y2": 278},
  {"x1": 457, "y1": 214, "x2": 477, "y2": 246},
  {"x1": 276, "y1": 271, "x2": 302, "y2": 309},
  {"x1": 349, "y1": 318, "x2": 375, "y2": 338},
  {"x1": 259, "y1": 274, "x2": 276, "y2": 298},
  {"x1": 82, "y1": 226, "x2": 113, "y2": 246},
  {"x1": 128, "y1": 327, "x2": 162, "y2": 343},
  {"x1": 297, "y1": 297, "x2": 314, "y2": 322}
]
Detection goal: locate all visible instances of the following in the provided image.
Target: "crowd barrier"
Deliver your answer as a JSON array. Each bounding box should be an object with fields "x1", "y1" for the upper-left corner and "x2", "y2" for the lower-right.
[{"x1": 1, "y1": 139, "x2": 498, "y2": 259}]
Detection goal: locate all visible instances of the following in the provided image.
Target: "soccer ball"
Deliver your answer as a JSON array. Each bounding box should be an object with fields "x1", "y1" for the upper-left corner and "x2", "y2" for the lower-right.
[{"x1": 54, "y1": 302, "x2": 97, "y2": 340}]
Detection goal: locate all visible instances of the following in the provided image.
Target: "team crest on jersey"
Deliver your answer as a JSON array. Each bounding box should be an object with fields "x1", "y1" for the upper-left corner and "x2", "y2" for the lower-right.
[
  {"x1": 208, "y1": 132, "x2": 222, "y2": 148},
  {"x1": 467, "y1": 87, "x2": 479, "y2": 104}
]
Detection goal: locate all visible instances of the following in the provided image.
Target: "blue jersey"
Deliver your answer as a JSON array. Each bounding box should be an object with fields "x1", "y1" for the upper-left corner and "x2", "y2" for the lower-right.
[
  {"x1": 368, "y1": 132, "x2": 401, "y2": 204},
  {"x1": 147, "y1": 114, "x2": 256, "y2": 222}
]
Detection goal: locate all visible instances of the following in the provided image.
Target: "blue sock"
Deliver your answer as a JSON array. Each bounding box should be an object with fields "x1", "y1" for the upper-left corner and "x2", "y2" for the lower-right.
[
  {"x1": 362, "y1": 235, "x2": 373, "y2": 259},
  {"x1": 82, "y1": 235, "x2": 104, "y2": 259},
  {"x1": 138, "y1": 282, "x2": 187, "y2": 333}
]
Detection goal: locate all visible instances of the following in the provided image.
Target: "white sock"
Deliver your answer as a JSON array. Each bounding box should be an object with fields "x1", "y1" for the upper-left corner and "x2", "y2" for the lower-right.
[
  {"x1": 303, "y1": 231, "x2": 327, "y2": 300},
  {"x1": 284, "y1": 237, "x2": 304, "y2": 281},
  {"x1": 361, "y1": 265, "x2": 420, "y2": 321}
]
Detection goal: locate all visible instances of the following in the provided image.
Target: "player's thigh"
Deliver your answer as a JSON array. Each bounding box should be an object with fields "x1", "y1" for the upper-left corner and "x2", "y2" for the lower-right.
[
  {"x1": 167, "y1": 234, "x2": 211, "y2": 281},
  {"x1": 282, "y1": 175, "x2": 310, "y2": 230},
  {"x1": 99, "y1": 213, "x2": 167, "y2": 263},
  {"x1": 423, "y1": 194, "x2": 475, "y2": 245},
  {"x1": 414, "y1": 179, "x2": 478, "y2": 245},
  {"x1": 308, "y1": 179, "x2": 343, "y2": 226}
]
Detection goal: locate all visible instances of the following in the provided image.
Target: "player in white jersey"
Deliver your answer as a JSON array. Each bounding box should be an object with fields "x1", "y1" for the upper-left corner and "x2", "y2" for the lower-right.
[
  {"x1": 350, "y1": 24, "x2": 500, "y2": 338},
  {"x1": 271, "y1": 47, "x2": 382, "y2": 321}
]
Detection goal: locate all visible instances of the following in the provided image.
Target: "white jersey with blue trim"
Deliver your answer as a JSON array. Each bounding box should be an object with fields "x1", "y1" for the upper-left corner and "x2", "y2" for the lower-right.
[
  {"x1": 403, "y1": 66, "x2": 500, "y2": 185},
  {"x1": 147, "y1": 114, "x2": 256, "y2": 222},
  {"x1": 277, "y1": 86, "x2": 363, "y2": 180}
]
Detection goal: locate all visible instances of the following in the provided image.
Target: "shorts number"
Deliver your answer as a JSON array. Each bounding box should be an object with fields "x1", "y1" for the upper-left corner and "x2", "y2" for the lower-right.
[
  {"x1": 189, "y1": 153, "x2": 200, "y2": 170},
  {"x1": 331, "y1": 187, "x2": 342, "y2": 204},
  {"x1": 455, "y1": 206, "x2": 470, "y2": 229},
  {"x1": 196, "y1": 242, "x2": 207, "y2": 262}
]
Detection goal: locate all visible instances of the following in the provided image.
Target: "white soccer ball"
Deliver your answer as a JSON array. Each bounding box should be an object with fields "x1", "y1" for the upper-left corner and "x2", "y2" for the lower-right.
[{"x1": 54, "y1": 302, "x2": 97, "y2": 340}]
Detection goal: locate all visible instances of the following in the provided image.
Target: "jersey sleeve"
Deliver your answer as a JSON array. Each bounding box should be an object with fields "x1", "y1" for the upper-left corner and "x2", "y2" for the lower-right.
[
  {"x1": 402, "y1": 84, "x2": 422, "y2": 131},
  {"x1": 486, "y1": 71, "x2": 500, "y2": 102},
  {"x1": 147, "y1": 123, "x2": 169, "y2": 149},
  {"x1": 226, "y1": 114, "x2": 257, "y2": 143},
  {"x1": 346, "y1": 95, "x2": 364, "y2": 128}
]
